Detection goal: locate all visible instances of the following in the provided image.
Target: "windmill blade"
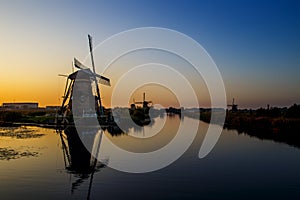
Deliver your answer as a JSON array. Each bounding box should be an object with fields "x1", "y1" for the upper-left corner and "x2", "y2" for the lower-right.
[
  {"x1": 74, "y1": 57, "x2": 111, "y2": 86},
  {"x1": 97, "y1": 76, "x2": 111, "y2": 86},
  {"x1": 88, "y1": 34, "x2": 96, "y2": 74},
  {"x1": 77, "y1": 69, "x2": 111, "y2": 86},
  {"x1": 74, "y1": 58, "x2": 88, "y2": 70},
  {"x1": 88, "y1": 34, "x2": 104, "y2": 115}
]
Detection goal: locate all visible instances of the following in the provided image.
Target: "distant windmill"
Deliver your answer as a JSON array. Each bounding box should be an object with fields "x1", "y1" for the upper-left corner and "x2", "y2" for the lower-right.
[
  {"x1": 228, "y1": 98, "x2": 238, "y2": 112},
  {"x1": 133, "y1": 92, "x2": 153, "y2": 109}
]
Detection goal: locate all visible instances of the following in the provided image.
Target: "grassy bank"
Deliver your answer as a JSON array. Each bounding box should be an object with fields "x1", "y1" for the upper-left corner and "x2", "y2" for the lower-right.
[
  {"x1": 185, "y1": 104, "x2": 300, "y2": 148},
  {"x1": 0, "y1": 110, "x2": 57, "y2": 127}
]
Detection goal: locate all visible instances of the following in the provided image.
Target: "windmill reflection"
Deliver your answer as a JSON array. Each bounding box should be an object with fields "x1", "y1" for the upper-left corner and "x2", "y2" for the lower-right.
[{"x1": 57, "y1": 126, "x2": 107, "y2": 198}]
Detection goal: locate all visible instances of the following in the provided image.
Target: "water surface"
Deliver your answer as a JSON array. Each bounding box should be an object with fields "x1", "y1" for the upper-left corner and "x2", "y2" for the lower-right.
[{"x1": 0, "y1": 115, "x2": 300, "y2": 199}]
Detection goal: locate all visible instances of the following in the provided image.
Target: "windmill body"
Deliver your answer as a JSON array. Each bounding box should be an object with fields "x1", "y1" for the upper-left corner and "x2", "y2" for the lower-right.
[{"x1": 227, "y1": 98, "x2": 238, "y2": 112}]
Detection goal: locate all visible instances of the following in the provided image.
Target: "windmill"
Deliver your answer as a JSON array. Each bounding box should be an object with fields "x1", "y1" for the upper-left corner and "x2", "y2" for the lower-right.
[
  {"x1": 129, "y1": 92, "x2": 152, "y2": 126},
  {"x1": 228, "y1": 98, "x2": 238, "y2": 112},
  {"x1": 133, "y1": 92, "x2": 153, "y2": 109},
  {"x1": 56, "y1": 35, "x2": 111, "y2": 127}
]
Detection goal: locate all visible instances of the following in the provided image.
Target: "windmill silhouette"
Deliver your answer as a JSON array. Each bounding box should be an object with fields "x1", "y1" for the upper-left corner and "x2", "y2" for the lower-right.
[{"x1": 228, "y1": 98, "x2": 238, "y2": 112}]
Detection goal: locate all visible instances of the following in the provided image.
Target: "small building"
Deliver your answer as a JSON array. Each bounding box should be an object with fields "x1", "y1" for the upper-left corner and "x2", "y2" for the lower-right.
[
  {"x1": 2, "y1": 102, "x2": 38, "y2": 110},
  {"x1": 45, "y1": 106, "x2": 60, "y2": 111}
]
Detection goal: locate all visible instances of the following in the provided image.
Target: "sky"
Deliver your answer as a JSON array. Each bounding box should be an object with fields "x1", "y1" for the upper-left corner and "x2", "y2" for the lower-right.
[{"x1": 0, "y1": 0, "x2": 299, "y2": 108}]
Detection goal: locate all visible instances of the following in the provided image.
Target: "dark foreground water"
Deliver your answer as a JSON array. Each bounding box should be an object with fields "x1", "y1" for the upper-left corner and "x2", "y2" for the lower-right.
[{"x1": 1, "y1": 115, "x2": 300, "y2": 199}]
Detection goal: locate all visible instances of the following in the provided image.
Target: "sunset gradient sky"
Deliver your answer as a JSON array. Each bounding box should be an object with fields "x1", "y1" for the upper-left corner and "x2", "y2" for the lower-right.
[{"x1": 1, "y1": 0, "x2": 299, "y2": 108}]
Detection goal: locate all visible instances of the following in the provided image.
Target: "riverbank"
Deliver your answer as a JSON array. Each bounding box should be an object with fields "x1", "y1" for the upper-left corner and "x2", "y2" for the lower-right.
[
  {"x1": 185, "y1": 104, "x2": 300, "y2": 148},
  {"x1": 0, "y1": 110, "x2": 56, "y2": 128},
  {"x1": 2, "y1": 105, "x2": 300, "y2": 148}
]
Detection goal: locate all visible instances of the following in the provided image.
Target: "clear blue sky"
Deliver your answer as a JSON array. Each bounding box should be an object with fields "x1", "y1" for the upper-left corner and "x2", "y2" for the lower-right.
[{"x1": 1, "y1": 0, "x2": 299, "y2": 108}]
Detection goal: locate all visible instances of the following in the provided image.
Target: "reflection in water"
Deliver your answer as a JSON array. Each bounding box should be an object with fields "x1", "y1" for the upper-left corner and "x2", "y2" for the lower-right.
[
  {"x1": 102, "y1": 112, "x2": 157, "y2": 137},
  {"x1": 58, "y1": 126, "x2": 107, "y2": 198},
  {"x1": 57, "y1": 114, "x2": 157, "y2": 198},
  {"x1": 0, "y1": 116, "x2": 300, "y2": 199}
]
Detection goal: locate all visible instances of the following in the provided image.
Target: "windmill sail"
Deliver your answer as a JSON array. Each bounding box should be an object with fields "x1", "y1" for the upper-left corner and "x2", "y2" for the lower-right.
[
  {"x1": 97, "y1": 75, "x2": 110, "y2": 86},
  {"x1": 74, "y1": 58, "x2": 88, "y2": 70},
  {"x1": 73, "y1": 58, "x2": 110, "y2": 86}
]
